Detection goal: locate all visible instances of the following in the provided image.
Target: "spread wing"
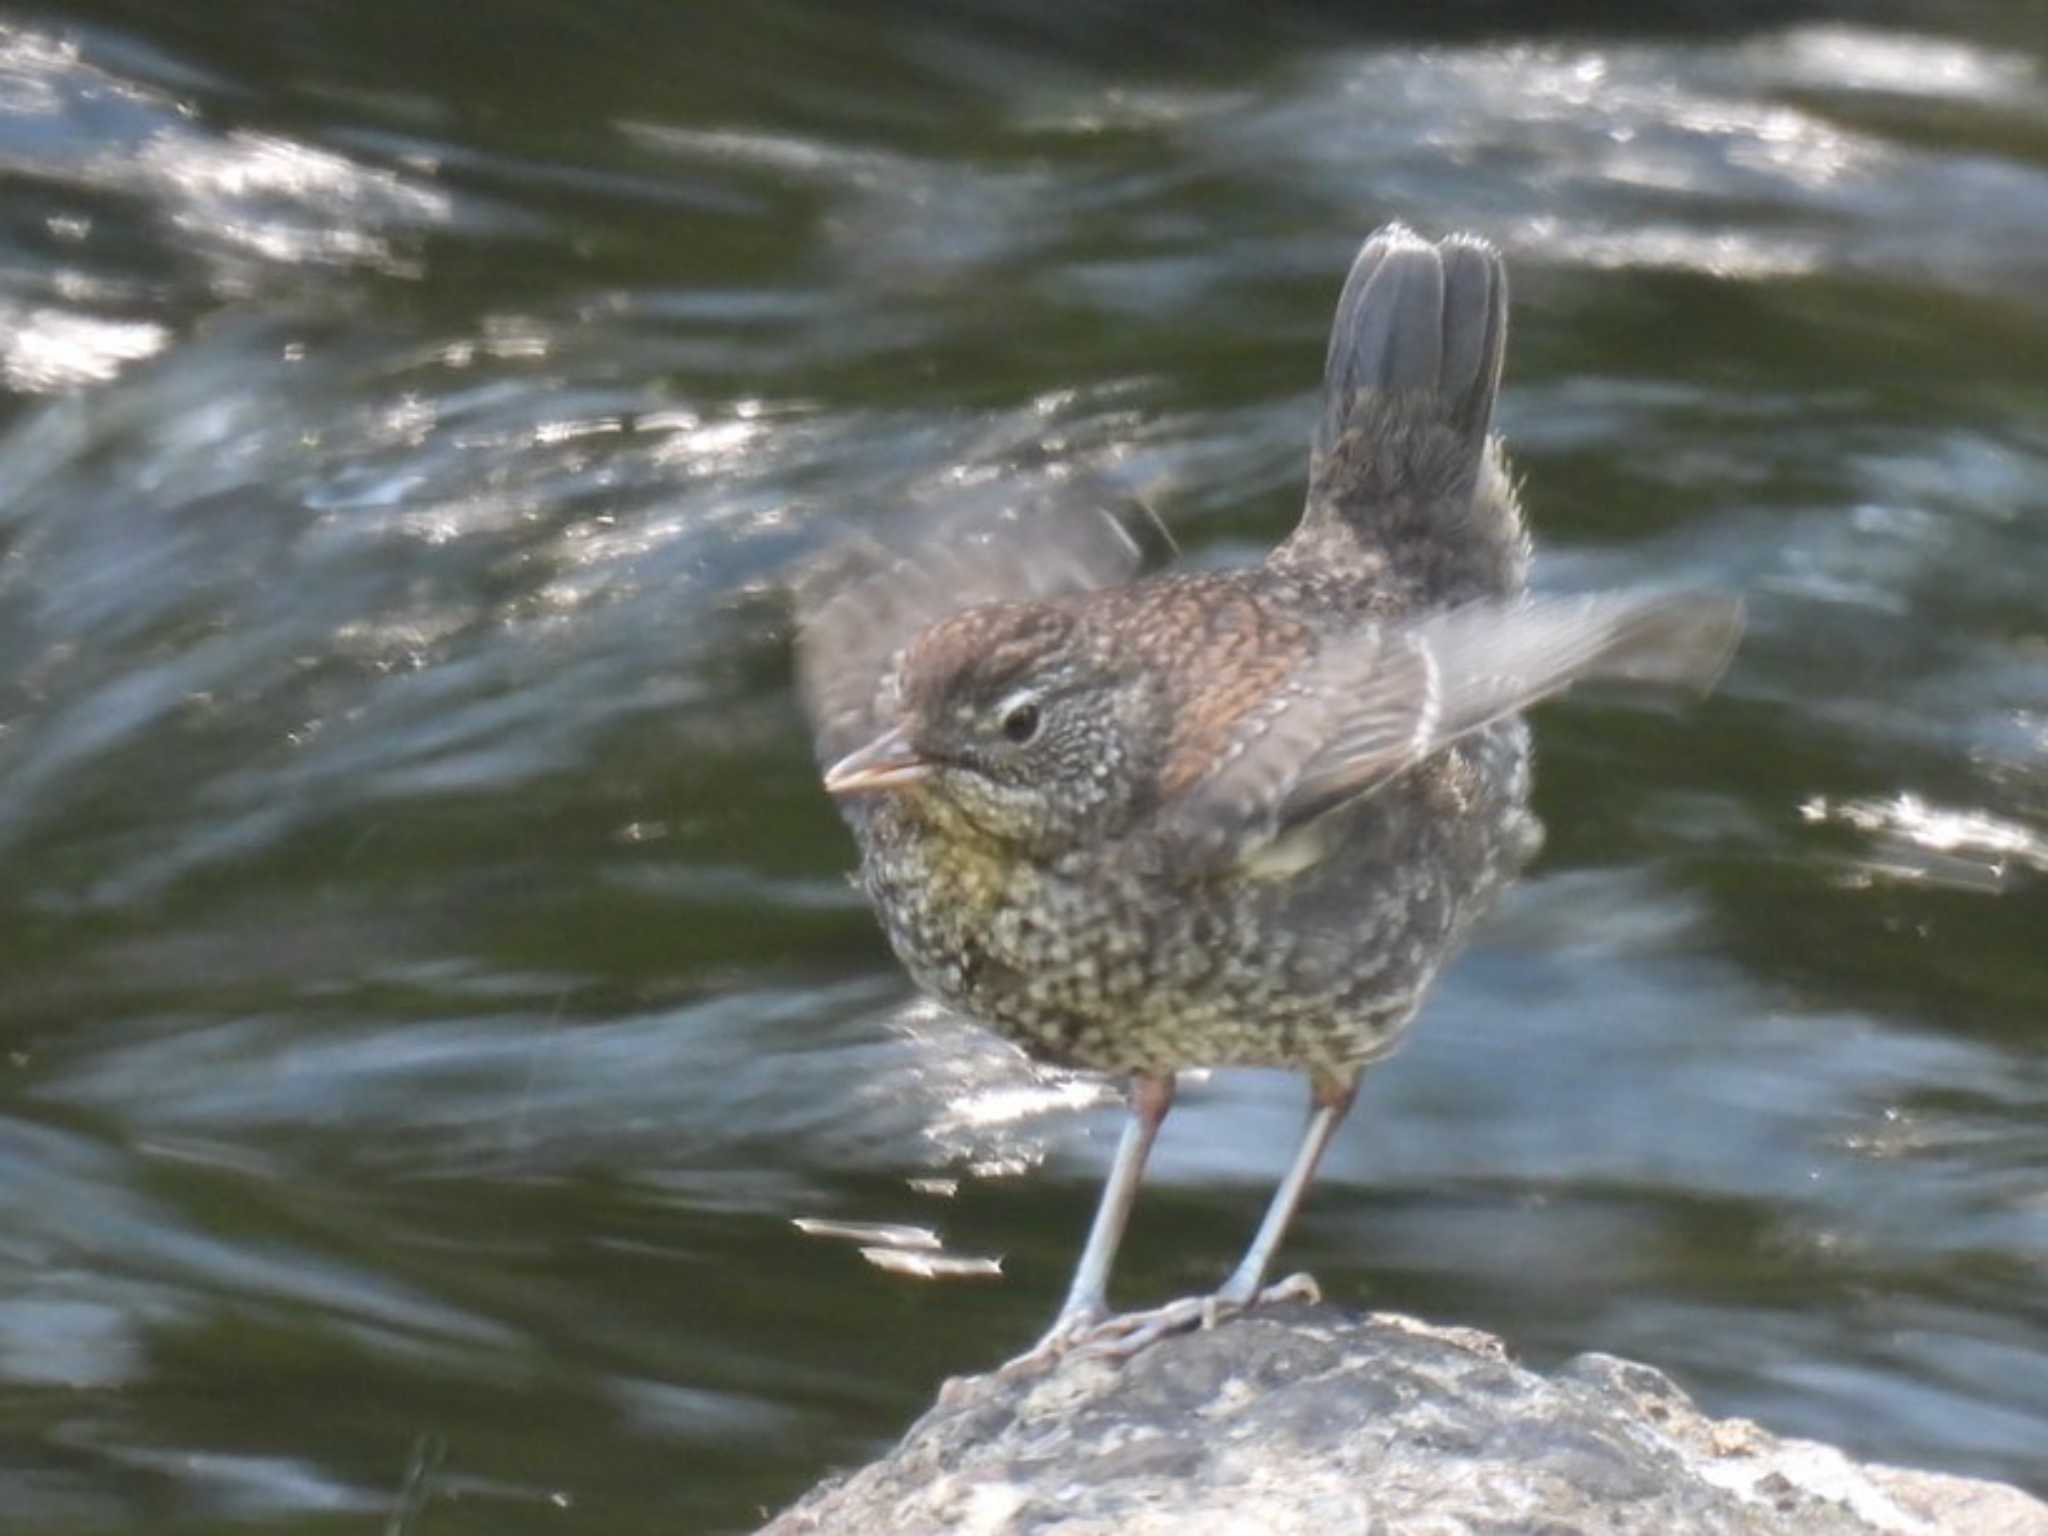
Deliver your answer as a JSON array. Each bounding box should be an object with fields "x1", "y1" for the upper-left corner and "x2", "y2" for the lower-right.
[
  {"x1": 794, "y1": 483, "x2": 1161, "y2": 766},
  {"x1": 1163, "y1": 590, "x2": 1743, "y2": 869}
]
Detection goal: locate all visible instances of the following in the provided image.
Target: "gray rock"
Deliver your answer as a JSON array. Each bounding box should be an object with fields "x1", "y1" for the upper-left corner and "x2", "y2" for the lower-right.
[{"x1": 760, "y1": 1306, "x2": 2048, "y2": 1536}]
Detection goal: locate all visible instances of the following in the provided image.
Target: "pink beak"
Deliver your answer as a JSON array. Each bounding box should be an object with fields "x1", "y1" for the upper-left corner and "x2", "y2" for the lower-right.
[{"x1": 823, "y1": 726, "x2": 932, "y2": 796}]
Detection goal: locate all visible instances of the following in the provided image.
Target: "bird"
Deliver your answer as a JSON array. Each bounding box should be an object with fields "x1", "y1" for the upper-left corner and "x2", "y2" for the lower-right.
[{"x1": 794, "y1": 223, "x2": 1741, "y2": 1358}]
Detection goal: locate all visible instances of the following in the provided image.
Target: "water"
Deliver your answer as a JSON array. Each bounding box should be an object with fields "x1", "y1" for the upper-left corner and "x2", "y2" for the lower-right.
[{"x1": 0, "y1": 2, "x2": 2043, "y2": 1530}]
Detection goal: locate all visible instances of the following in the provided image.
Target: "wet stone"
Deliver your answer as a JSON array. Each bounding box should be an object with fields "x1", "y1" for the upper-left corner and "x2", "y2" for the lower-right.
[{"x1": 759, "y1": 1306, "x2": 2048, "y2": 1536}]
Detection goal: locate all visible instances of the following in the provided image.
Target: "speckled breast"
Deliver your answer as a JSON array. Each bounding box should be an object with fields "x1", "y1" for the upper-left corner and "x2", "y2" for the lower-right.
[{"x1": 852, "y1": 720, "x2": 1537, "y2": 1079}]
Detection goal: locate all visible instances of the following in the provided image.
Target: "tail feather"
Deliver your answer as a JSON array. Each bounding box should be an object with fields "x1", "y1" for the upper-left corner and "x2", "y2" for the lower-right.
[
  {"x1": 1283, "y1": 223, "x2": 1525, "y2": 606},
  {"x1": 1316, "y1": 227, "x2": 1504, "y2": 466}
]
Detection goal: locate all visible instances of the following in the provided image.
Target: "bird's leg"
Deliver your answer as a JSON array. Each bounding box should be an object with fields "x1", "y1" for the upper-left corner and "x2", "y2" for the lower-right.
[
  {"x1": 1007, "y1": 1071, "x2": 1175, "y2": 1365},
  {"x1": 1071, "y1": 1066, "x2": 1359, "y2": 1359},
  {"x1": 1209, "y1": 1066, "x2": 1358, "y2": 1312}
]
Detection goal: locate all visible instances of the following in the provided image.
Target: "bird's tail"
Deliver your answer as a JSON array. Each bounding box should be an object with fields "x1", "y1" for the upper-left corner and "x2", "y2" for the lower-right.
[{"x1": 1275, "y1": 224, "x2": 1527, "y2": 605}]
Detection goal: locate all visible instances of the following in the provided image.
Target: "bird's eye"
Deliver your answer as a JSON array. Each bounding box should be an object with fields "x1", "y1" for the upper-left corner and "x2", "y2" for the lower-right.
[{"x1": 1000, "y1": 701, "x2": 1041, "y2": 744}]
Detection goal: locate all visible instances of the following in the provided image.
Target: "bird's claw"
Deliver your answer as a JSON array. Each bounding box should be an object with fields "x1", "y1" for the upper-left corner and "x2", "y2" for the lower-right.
[
  {"x1": 1259, "y1": 1271, "x2": 1322, "y2": 1308},
  {"x1": 1068, "y1": 1295, "x2": 1211, "y2": 1358},
  {"x1": 1019, "y1": 1272, "x2": 1326, "y2": 1364},
  {"x1": 995, "y1": 1306, "x2": 1110, "y2": 1377}
]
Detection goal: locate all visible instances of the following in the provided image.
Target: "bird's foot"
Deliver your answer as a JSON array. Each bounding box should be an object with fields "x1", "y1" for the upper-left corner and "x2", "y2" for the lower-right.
[
  {"x1": 1063, "y1": 1271, "x2": 1323, "y2": 1361},
  {"x1": 990, "y1": 1303, "x2": 1112, "y2": 1379},
  {"x1": 944, "y1": 1313, "x2": 1097, "y2": 1402},
  {"x1": 995, "y1": 1274, "x2": 1323, "y2": 1377}
]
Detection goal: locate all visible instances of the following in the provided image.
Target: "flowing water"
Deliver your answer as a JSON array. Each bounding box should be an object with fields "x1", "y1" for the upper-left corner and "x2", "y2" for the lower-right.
[{"x1": 0, "y1": 2, "x2": 2044, "y2": 1531}]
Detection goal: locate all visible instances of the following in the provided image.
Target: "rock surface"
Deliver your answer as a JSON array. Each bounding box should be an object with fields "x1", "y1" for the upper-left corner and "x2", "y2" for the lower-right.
[{"x1": 761, "y1": 1305, "x2": 2048, "y2": 1536}]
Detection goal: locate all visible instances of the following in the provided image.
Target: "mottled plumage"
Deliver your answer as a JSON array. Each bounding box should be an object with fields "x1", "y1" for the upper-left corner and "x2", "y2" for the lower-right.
[{"x1": 795, "y1": 224, "x2": 1740, "y2": 1356}]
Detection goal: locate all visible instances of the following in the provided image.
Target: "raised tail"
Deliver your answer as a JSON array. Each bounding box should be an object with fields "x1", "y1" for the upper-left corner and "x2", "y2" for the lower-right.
[{"x1": 1275, "y1": 224, "x2": 1527, "y2": 606}]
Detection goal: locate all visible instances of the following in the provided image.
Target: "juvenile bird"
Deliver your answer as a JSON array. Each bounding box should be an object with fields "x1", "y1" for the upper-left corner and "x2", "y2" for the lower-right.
[{"x1": 796, "y1": 224, "x2": 1740, "y2": 1357}]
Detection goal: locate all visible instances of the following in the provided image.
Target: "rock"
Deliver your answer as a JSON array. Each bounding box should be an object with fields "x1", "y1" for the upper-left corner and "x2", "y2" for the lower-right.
[{"x1": 760, "y1": 1305, "x2": 2048, "y2": 1536}]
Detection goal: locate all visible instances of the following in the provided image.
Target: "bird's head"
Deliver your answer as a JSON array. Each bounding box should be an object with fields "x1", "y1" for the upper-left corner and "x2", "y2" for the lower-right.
[{"x1": 822, "y1": 602, "x2": 1160, "y2": 856}]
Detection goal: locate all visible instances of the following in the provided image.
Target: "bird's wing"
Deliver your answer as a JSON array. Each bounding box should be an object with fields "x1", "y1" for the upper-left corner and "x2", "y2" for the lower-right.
[
  {"x1": 794, "y1": 487, "x2": 1159, "y2": 766},
  {"x1": 1163, "y1": 590, "x2": 1743, "y2": 869}
]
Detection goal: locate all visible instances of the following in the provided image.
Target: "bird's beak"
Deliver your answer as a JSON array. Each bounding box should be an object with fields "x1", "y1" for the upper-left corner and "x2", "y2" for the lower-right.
[{"x1": 823, "y1": 726, "x2": 932, "y2": 796}]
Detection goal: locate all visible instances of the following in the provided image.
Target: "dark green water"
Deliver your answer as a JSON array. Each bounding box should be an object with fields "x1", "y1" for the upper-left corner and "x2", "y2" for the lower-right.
[{"x1": 0, "y1": 2, "x2": 2043, "y2": 1530}]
